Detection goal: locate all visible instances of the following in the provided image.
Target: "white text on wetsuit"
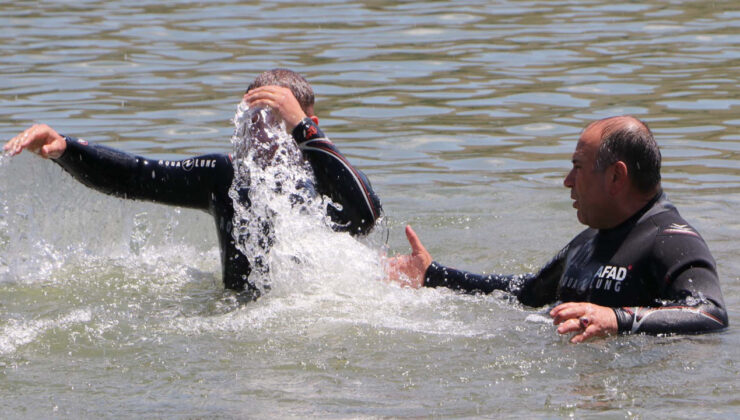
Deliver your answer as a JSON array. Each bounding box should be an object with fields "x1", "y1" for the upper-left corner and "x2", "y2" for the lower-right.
[
  {"x1": 561, "y1": 264, "x2": 629, "y2": 293},
  {"x1": 158, "y1": 159, "x2": 216, "y2": 171},
  {"x1": 592, "y1": 265, "x2": 628, "y2": 292}
]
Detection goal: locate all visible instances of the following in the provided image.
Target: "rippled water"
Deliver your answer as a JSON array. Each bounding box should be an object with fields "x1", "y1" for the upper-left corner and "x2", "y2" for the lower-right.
[{"x1": 1, "y1": 1, "x2": 738, "y2": 418}]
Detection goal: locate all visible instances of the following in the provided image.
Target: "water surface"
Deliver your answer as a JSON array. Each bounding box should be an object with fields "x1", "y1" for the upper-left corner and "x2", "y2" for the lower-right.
[{"x1": 1, "y1": 1, "x2": 738, "y2": 418}]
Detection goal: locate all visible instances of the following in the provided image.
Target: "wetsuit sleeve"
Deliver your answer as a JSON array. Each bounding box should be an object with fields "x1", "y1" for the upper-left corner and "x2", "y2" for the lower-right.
[
  {"x1": 292, "y1": 118, "x2": 382, "y2": 235},
  {"x1": 423, "y1": 244, "x2": 568, "y2": 307},
  {"x1": 613, "y1": 231, "x2": 728, "y2": 335},
  {"x1": 53, "y1": 136, "x2": 229, "y2": 211},
  {"x1": 424, "y1": 261, "x2": 528, "y2": 294}
]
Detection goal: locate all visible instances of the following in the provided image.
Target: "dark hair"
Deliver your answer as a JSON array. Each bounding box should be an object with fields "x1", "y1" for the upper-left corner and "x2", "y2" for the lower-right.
[
  {"x1": 246, "y1": 68, "x2": 315, "y2": 114},
  {"x1": 593, "y1": 116, "x2": 661, "y2": 193}
]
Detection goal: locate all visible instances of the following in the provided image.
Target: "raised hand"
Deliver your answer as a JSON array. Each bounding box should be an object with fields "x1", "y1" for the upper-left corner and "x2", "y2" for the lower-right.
[
  {"x1": 243, "y1": 86, "x2": 308, "y2": 131},
  {"x1": 386, "y1": 225, "x2": 433, "y2": 288}
]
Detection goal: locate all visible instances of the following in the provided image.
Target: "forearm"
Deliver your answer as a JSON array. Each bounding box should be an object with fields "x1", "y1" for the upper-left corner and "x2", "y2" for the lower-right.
[
  {"x1": 292, "y1": 118, "x2": 382, "y2": 235},
  {"x1": 423, "y1": 261, "x2": 530, "y2": 295},
  {"x1": 54, "y1": 136, "x2": 147, "y2": 198},
  {"x1": 613, "y1": 301, "x2": 728, "y2": 335},
  {"x1": 53, "y1": 136, "x2": 216, "y2": 210}
]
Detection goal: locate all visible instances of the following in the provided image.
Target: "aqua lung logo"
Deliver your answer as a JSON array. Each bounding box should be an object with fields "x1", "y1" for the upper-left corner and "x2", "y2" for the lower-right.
[
  {"x1": 158, "y1": 159, "x2": 216, "y2": 171},
  {"x1": 592, "y1": 264, "x2": 629, "y2": 292}
]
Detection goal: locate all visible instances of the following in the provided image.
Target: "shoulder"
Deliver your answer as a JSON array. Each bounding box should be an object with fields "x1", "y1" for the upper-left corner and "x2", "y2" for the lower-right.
[
  {"x1": 642, "y1": 204, "x2": 715, "y2": 268},
  {"x1": 645, "y1": 201, "x2": 705, "y2": 242}
]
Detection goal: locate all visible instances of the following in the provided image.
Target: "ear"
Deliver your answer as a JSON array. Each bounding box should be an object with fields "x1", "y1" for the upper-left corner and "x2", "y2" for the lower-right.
[
  {"x1": 310, "y1": 116, "x2": 319, "y2": 125},
  {"x1": 607, "y1": 161, "x2": 629, "y2": 196}
]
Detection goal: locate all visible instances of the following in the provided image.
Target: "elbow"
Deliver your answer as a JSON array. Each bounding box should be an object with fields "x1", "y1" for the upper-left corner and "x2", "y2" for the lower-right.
[{"x1": 336, "y1": 203, "x2": 383, "y2": 237}]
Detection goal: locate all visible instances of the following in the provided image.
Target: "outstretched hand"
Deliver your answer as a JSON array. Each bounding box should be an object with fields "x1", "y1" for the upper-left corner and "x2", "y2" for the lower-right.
[
  {"x1": 4, "y1": 124, "x2": 67, "y2": 159},
  {"x1": 386, "y1": 225, "x2": 433, "y2": 289},
  {"x1": 550, "y1": 302, "x2": 618, "y2": 343},
  {"x1": 243, "y1": 86, "x2": 307, "y2": 131}
]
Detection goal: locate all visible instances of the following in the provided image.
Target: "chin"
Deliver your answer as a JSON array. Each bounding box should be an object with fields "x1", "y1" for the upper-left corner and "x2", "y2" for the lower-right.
[{"x1": 576, "y1": 213, "x2": 588, "y2": 226}]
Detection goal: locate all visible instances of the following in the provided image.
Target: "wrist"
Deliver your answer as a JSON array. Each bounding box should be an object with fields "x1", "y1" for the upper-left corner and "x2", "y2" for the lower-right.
[
  {"x1": 612, "y1": 307, "x2": 635, "y2": 334},
  {"x1": 52, "y1": 135, "x2": 76, "y2": 160},
  {"x1": 291, "y1": 117, "x2": 323, "y2": 144},
  {"x1": 423, "y1": 261, "x2": 443, "y2": 288}
]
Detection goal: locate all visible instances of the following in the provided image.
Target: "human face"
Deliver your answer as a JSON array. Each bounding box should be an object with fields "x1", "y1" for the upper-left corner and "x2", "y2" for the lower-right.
[{"x1": 563, "y1": 126, "x2": 613, "y2": 229}]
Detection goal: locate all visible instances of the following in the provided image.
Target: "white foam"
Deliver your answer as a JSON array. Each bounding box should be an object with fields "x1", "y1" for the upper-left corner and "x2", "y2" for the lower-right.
[{"x1": 0, "y1": 309, "x2": 91, "y2": 355}]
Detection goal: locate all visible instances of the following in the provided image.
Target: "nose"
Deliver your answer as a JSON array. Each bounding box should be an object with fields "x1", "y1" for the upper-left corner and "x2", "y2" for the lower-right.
[{"x1": 564, "y1": 168, "x2": 574, "y2": 188}]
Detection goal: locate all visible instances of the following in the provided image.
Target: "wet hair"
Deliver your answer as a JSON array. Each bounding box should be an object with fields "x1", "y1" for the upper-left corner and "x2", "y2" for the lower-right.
[
  {"x1": 246, "y1": 68, "x2": 315, "y2": 114},
  {"x1": 593, "y1": 116, "x2": 661, "y2": 193}
]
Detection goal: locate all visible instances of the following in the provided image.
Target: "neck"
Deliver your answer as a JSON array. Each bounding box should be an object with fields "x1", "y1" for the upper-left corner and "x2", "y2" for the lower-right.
[{"x1": 605, "y1": 187, "x2": 661, "y2": 229}]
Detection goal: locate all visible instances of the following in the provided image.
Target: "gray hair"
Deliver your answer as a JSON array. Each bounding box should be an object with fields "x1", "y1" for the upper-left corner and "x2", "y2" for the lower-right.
[{"x1": 593, "y1": 116, "x2": 661, "y2": 193}]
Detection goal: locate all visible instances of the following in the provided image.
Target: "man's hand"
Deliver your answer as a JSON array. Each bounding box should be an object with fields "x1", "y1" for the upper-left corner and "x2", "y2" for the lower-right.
[
  {"x1": 550, "y1": 302, "x2": 618, "y2": 343},
  {"x1": 4, "y1": 124, "x2": 67, "y2": 159},
  {"x1": 243, "y1": 86, "x2": 307, "y2": 131},
  {"x1": 386, "y1": 225, "x2": 433, "y2": 289}
]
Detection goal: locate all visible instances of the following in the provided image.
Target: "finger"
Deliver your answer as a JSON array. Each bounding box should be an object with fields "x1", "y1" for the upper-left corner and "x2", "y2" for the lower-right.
[
  {"x1": 570, "y1": 325, "x2": 598, "y2": 343},
  {"x1": 556, "y1": 318, "x2": 582, "y2": 335},
  {"x1": 244, "y1": 89, "x2": 277, "y2": 103},
  {"x1": 550, "y1": 301, "x2": 584, "y2": 314},
  {"x1": 551, "y1": 305, "x2": 586, "y2": 325},
  {"x1": 245, "y1": 86, "x2": 273, "y2": 95},
  {"x1": 245, "y1": 91, "x2": 278, "y2": 104},
  {"x1": 5, "y1": 131, "x2": 25, "y2": 153},
  {"x1": 41, "y1": 144, "x2": 59, "y2": 159},
  {"x1": 549, "y1": 302, "x2": 574, "y2": 317},
  {"x1": 245, "y1": 87, "x2": 284, "y2": 101},
  {"x1": 18, "y1": 127, "x2": 34, "y2": 147},
  {"x1": 8, "y1": 134, "x2": 25, "y2": 155},
  {"x1": 405, "y1": 225, "x2": 427, "y2": 255},
  {"x1": 2, "y1": 136, "x2": 14, "y2": 151},
  {"x1": 246, "y1": 98, "x2": 275, "y2": 109}
]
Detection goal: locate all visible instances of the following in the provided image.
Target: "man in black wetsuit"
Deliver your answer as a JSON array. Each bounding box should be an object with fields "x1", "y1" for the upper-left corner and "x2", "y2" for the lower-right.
[
  {"x1": 5, "y1": 69, "x2": 382, "y2": 293},
  {"x1": 389, "y1": 116, "x2": 727, "y2": 342}
]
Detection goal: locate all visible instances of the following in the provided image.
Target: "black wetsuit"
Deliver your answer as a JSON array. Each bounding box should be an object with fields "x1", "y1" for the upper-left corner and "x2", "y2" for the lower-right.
[
  {"x1": 53, "y1": 118, "x2": 382, "y2": 291},
  {"x1": 424, "y1": 192, "x2": 728, "y2": 335}
]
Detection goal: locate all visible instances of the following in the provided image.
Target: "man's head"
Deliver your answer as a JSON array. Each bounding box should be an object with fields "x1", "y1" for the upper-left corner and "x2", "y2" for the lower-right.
[
  {"x1": 564, "y1": 116, "x2": 661, "y2": 229},
  {"x1": 246, "y1": 68, "x2": 315, "y2": 117}
]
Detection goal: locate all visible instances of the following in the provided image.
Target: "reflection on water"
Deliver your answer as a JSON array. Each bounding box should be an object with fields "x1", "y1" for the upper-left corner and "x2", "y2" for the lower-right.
[{"x1": 0, "y1": 0, "x2": 738, "y2": 418}]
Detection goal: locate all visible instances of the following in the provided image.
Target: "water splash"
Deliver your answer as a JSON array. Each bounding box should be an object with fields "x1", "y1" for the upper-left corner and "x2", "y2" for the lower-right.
[
  {"x1": 0, "y1": 149, "x2": 10, "y2": 166},
  {"x1": 0, "y1": 309, "x2": 92, "y2": 356},
  {"x1": 228, "y1": 102, "x2": 337, "y2": 294}
]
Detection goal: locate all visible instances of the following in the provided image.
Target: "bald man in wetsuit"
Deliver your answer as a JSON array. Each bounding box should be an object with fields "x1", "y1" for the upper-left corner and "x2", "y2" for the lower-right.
[
  {"x1": 5, "y1": 69, "x2": 382, "y2": 294},
  {"x1": 389, "y1": 116, "x2": 728, "y2": 342}
]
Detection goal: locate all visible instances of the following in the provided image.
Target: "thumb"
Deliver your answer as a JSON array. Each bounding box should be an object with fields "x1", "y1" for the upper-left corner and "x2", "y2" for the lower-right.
[
  {"x1": 405, "y1": 225, "x2": 427, "y2": 256},
  {"x1": 41, "y1": 144, "x2": 59, "y2": 159}
]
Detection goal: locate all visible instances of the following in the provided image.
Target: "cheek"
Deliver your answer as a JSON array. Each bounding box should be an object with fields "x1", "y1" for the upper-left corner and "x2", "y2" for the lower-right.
[{"x1": 575, "y1": 174, "x2": 588, "y2": 192}]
